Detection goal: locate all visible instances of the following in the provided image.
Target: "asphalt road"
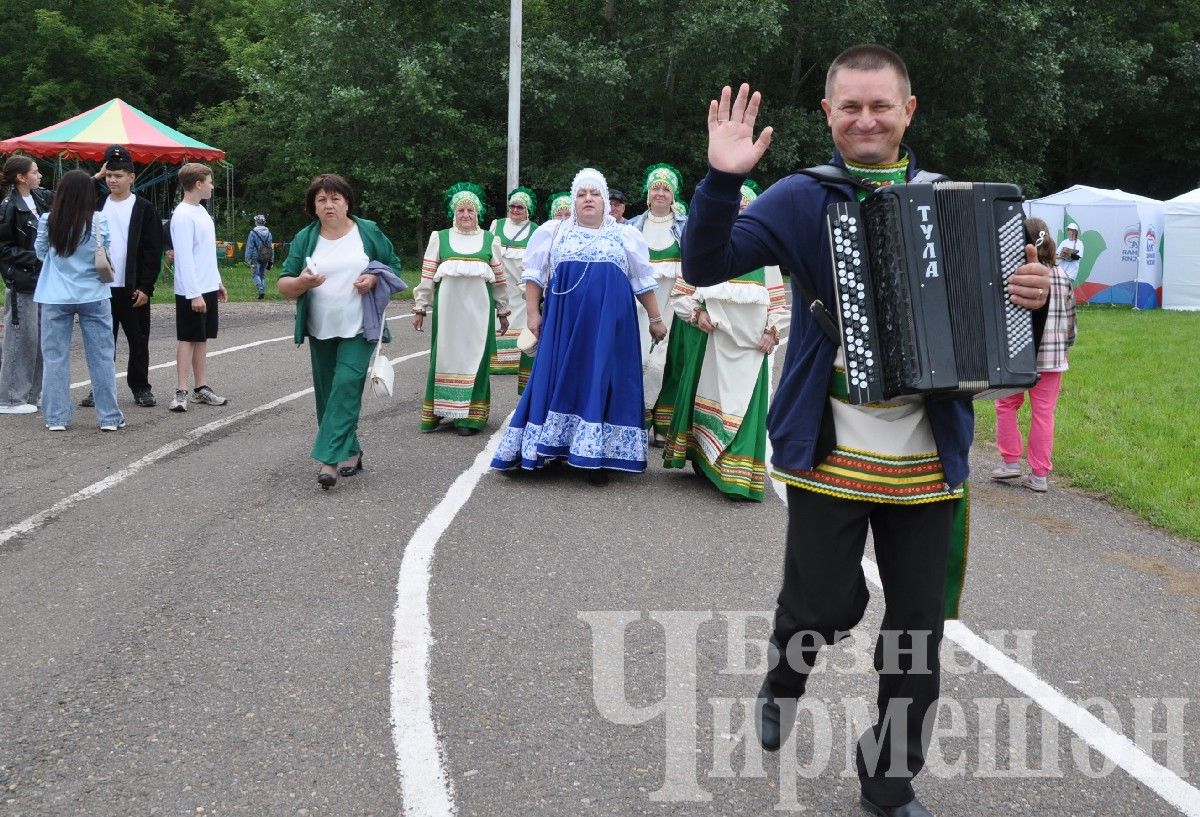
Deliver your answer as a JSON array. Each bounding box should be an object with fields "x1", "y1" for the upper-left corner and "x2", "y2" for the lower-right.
[{"x1": 1, "y1": 300, "x2": 1198, "y2": 816}]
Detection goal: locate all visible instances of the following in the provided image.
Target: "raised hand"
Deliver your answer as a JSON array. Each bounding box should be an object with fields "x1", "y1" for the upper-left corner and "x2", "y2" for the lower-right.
[{"x1": 707, "y1": 84, "x2": 774, "y2": 174}]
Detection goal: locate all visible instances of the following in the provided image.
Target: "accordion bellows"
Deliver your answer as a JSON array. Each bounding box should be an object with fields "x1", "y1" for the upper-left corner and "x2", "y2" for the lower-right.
[{"x1": 825, "y1": 182, "x2": 1038, "y2": 405}]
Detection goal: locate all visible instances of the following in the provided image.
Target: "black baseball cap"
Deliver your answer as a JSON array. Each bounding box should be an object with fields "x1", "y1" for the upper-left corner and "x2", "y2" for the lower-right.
[
  {"x1": 609, "y1": 188, "x2": 626, "y2": 203},
  {"x1": 102, "y1": 145, "x2": 134, "y2": 167}
]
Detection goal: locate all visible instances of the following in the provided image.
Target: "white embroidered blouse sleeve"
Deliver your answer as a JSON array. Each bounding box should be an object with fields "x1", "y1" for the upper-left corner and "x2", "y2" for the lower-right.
[
  {"x1": 620, "y1": 225, "x2": 657, "y2": 295},
  {"x1": 414, "y1": 231, "x2": 440, "y2": 312},
  {"x1": 489, "y1": 236, "x2": 509, "y2": 314},
  {"x1": 670, "y1": 277, "x2": 701, "y2": 321},
  {"x1": 765, "y1": 264, "x2": 790, "y2": 332},
  {"x1": 519, "y1": 222, "x2": 555, "y2": 289}
]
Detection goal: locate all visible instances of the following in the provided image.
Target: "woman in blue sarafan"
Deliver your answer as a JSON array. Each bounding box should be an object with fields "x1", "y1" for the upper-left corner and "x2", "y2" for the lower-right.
[{"x1": 490, "y1": 168, "x2": 668, "y2": 482}]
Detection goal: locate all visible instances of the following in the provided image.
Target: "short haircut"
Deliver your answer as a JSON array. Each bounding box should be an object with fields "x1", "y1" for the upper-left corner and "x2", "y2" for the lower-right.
[
  {"x1": 179, "y1": 162, "x2": 213, "y2": 191},
  {"x1": 825, "y1": 44, "x2": 911, "y2": 99},
  {"x1": 106, "y1": 160, "x2": 136, "y2": 175},
  {"x1": 304, "y1": 173, "x2": 355, "y2": 218}
]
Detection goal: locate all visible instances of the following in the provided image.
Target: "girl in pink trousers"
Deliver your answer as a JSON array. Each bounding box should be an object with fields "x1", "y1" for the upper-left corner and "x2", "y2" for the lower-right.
[{"x1": 992, "y1": 216, "x2": 1078, "y2": 492}]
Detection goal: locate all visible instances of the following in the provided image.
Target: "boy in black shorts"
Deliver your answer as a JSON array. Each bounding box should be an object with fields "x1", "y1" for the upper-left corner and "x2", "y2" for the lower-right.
[{"x1": 168, "y1": 163, "x2": 228, "y2": 412}]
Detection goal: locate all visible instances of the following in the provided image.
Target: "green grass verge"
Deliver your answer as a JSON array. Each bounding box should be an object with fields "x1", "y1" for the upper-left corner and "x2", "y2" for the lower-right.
[{"x1": 975, "y1": 305, "x2": 1200, "y2": 541}]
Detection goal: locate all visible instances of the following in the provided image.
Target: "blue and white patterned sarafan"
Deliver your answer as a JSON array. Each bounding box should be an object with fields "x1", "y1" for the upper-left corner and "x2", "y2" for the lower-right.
[{"x1": 492, "y1": 222, "x2": 649, "y2": 472}]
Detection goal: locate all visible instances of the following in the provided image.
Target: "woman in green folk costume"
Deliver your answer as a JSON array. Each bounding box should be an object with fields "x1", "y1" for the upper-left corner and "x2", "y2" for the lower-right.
[
  {"x1": 656, "y1": 180, "x2": 789, "y2": 500},
  {"x1": 547, "y1": 191, "x2": 571, "y2": 221},
  {"x1": 488, "y1": 187, "x2": 538, "y2": 377},
  {"x1": 413, "y1": 182, "x2": 510, "y2": 436},
  {"x1": 625, "y1": 163, "x2": 687, "y2": 440},
  {"x1": 488, "y1": 187, "x2": 538, "y2": 383}
]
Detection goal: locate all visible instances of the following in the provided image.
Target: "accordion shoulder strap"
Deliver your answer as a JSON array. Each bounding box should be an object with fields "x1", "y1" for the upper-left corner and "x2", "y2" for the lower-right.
[
  {"x1": 797, "y1": 164, "x2": 950, "y2": 190},
  {"x1": 790, "y1": 270, "x2": 842, "y2": 345}
]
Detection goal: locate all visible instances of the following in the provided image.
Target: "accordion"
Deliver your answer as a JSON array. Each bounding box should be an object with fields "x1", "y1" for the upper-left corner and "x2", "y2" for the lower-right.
[{"x1": 825, "y1": 182, "x2": 1037, "y2": 405}]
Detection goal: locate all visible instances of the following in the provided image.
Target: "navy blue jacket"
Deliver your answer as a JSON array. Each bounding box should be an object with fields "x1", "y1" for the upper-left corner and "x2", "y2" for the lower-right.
[{"x1": 682, "y1": 151, "x2": 976, "y2": 487}]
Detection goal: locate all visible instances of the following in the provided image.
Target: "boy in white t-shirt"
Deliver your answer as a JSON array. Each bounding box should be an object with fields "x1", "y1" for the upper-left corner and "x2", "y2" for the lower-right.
[{"x1": 168, "y1": 163, "x2": 228, "y2": 412}]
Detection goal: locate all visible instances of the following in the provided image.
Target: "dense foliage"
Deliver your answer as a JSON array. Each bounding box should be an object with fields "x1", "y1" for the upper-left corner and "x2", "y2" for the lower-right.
[{"x1": 2, "y1": 0, "x2": 1197, "y2": 252}]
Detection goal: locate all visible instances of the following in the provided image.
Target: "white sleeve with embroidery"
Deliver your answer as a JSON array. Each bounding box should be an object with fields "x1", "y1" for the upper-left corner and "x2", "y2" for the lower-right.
[
  {"x1": 620, "y1": 225, "x2": 657, "y2": 295},
  {"x1": 414, "y1": 231, "x2": 440, "y2": 311},
  {"x1": 519, "y1": 221, "x2": 557, "y2": 289}
]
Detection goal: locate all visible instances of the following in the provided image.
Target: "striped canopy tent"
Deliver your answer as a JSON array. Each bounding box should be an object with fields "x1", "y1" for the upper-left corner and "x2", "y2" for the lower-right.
[
  {"x1": 0, "y1": 98, "x2": 224, "y2": 163},
  {"x1": 1, "y1": 98, "x2": 233, "y2": 231}
]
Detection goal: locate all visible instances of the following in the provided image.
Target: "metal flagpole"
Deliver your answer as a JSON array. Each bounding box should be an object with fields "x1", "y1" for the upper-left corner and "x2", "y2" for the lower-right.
[{"x1": 506, "y1": 0, "x2": 522, "y2": 195}]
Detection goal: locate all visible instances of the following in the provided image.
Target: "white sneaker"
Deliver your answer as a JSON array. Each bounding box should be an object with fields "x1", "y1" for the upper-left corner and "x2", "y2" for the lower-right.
[
  {"x1": 0, "y1": 403, "x2": 38, "y2": 414},
  {"x1": 1022, "y1": 474, "x2": 1049, "y2": 493},
  {"x1": 46, "y1": 424, "x2": 67, "y2": 431},
  {"x1": 100, "y1": 420, "x2": 127, "y2": 432},
  {"x1": 190, "y1": 385, "x2": 228, "y2": 406},
  {"x1": 990, "y1": 462, "x2": 1022, "y2": 480},
  {"x1": 169, "y1": 389, "x2": 189, "y2": 412}
]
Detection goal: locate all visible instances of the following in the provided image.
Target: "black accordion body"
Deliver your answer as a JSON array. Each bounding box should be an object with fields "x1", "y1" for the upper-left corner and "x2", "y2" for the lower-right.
[{"x1": 825, "y1": 182, "x2": 1037, "y2": 405}]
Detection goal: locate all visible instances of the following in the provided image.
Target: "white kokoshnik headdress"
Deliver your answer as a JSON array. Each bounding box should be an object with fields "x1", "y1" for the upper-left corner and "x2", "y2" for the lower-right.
[{"x1": 569, "y1": 167, "x2": 612, "y2": 225}]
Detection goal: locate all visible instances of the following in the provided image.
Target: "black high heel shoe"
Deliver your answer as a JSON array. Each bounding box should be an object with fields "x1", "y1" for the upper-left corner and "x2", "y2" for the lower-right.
[
  {"x1": 339, "y1": 453, "x2": 365, "y2": 478},
  {"x1": 317, "y1": 467, "x2": 337, "y2": 490}
]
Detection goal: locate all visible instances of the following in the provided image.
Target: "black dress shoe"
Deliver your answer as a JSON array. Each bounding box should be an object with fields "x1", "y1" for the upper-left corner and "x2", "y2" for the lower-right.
[
  {"x1": 586, "y1": 469, "x2": 610, "y2": 486},
  {"x1": 79, "y1": 391, "x2": 95, "y2": 408},
  {"x1": 755, "y1": 678, "x2": 797, "y2": 752},
  {"x1": 860, "y1": 794, "x2": 933, "y2": 817},
  {"x1": 317, "y1": 470, "x2": 337, "y2": 490},
  {"x1": 338, "y1": 454, "x2": 364, "y2": 477}
]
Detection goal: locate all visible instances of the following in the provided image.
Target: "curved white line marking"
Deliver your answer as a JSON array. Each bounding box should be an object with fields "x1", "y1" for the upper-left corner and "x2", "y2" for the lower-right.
[
  {"x1": 2, "y1": 348, "x2": 428, "y2": 547},
  {"x1": 391, "y1": 420, "x2": 509, "y2": 817},
  {"x1": 70, "y1": 311, "x2": 414, "y2": 389}
]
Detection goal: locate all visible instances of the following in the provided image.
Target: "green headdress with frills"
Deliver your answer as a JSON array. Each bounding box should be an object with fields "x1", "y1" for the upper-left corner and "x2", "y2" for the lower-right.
[
  {"x1": 740, "y1": 179, "x2": 762, "y2": 203},
  {"x1": 507, "y1": 186, "x2": 537, "y2": 216},
  {"x1": 444, "y1": 181, "x2": 486, "y2": 223},
  {"x1": 547, "y1": 191, "x2": 571, "y2": 219},
  {"x1": 642, "y1": 162, "x2": 683, "y2": 201}
]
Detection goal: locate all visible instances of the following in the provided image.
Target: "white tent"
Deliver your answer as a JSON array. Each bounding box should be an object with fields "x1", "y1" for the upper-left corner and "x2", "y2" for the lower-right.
[
  {"x1": 1025, "y1": 185, "x2": 1165, "y2": 308},
  {"x1": 1163, "y1": 188, "x2": 1200, "y2": 311}
]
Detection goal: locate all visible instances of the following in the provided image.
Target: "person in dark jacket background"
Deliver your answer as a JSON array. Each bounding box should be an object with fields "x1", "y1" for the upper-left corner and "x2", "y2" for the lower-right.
[
  {"x1": 244, "y1": 213, "x2": 274, "y2": 300},
  {"x1": 0, "y1": 156, "x2": 53, "y2": 414},
  {"x1": 80, "y1": 145, "x2": 164, "y2": 408},
  {"x1": 682, "y1": 45, "x2": 1051, "y2": 817}
]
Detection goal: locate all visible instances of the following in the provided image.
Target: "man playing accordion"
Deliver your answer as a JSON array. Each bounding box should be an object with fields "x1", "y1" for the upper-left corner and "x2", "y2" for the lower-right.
[{"x1": 682, "y1": 44, "x2": 1051, "y2": 817}]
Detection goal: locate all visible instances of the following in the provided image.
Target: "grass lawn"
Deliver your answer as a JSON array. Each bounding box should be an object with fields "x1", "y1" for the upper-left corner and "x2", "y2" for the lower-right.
[{"x1": 974, "y1": 305, "x2": 1200, "y2": 542}]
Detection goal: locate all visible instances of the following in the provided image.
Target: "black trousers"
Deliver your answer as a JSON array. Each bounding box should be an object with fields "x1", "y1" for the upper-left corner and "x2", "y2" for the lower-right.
[
  {"x1": 109, "y1": 286, "x2": 151, "y2": 392},
  {"x1": 767, "y1": 485, "x2": 954, "y2": 808}
]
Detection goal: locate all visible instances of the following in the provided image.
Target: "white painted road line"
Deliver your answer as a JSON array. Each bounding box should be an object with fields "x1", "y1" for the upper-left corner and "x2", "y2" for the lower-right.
[
  {"x1": 70, "y1": 311, "x2": 415, "y2": 389},
  {"x1": 2, "y1": 349, "x2": 429, "y2": 547},
  {"x1": 764, "y1": 368, "x2": 1200, "y2": 816},
  {"x1": 391, "y1": 419, "x2": 510, "y2": 817}
]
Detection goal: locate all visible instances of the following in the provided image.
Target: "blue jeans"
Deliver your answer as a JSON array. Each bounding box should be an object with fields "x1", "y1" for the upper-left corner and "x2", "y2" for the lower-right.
[
  {"x1": 40, "y1": 300, "x2": 124, "y2": 428},
  {"x1": 250, "y1": 262, "x2": 269, "y2": 295}
]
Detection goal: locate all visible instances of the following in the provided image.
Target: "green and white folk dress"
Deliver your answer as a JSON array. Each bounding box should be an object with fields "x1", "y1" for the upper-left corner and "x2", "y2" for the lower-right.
[
  {"x1": 637, "y1": 214, "x2": 681, "y2": 421},
  {"x1": 417, "y1": 227, "x2": 509, "y2": 431},
  {"x1": 658, "y1": 265, "x2": 788, "y2": 500},
  {"x1": 488, "y1": 216, "x2": 537, "y2": 380}
]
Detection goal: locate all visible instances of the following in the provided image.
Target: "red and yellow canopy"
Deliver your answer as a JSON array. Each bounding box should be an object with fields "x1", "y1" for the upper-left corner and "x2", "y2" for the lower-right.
[{"x1": 0, "y1": 98, "x2": 224, "y2": 164}]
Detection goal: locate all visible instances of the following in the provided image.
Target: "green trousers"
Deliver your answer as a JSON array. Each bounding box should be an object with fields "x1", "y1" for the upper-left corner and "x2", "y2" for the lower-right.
[{"x1": 309, "y1": 334, "x2": 375, "y2": 465}]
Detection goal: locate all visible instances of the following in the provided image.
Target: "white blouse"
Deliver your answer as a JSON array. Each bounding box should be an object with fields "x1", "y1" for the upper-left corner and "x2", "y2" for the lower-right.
[
  {"x1": 306, "y1": 224, "x2": 369, "y2": 340},
  {"x1": 519, "y1": 218, "x2": 656, "y2": 295}
]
